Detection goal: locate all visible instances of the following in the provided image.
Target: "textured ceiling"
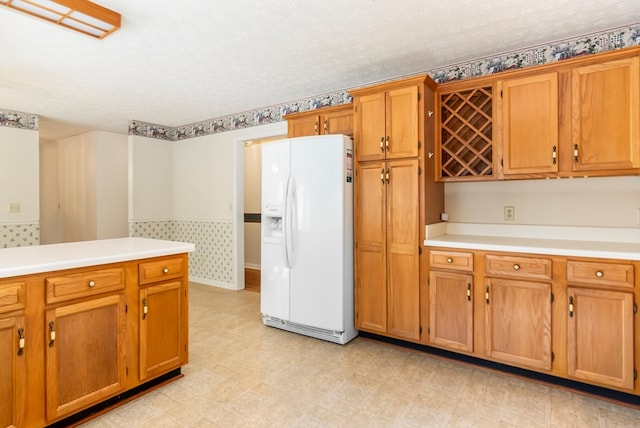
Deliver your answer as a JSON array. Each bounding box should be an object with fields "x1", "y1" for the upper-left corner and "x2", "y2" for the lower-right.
[{"x1": 1, "y1": 0, "x2": 639, "y2": 141}]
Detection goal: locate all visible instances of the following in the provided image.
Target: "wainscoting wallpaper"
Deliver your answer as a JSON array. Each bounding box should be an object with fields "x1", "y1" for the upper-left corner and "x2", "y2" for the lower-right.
[
  {"x1": 0, "y1": 223, "x2": 40, "y2": 248},
  {"x1": 129, "y1": 220, "x2": 234, "y2": 286}
]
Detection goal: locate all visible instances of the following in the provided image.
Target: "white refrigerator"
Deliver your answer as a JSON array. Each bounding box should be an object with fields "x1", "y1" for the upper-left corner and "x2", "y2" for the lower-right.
[{"x1": 260, "y1": 134, "x2": 357, "y2": 345}]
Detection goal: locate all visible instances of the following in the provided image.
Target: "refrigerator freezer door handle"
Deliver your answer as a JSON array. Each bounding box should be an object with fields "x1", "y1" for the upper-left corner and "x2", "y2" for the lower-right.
[{"x1": 282, "y1": 175, "x2": 293, "y2": 268}]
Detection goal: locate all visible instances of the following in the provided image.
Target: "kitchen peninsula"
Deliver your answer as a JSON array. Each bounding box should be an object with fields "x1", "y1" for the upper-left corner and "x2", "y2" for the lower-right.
[{"x1": 0, "y1": 237, "x2": 195, "y2": 428}]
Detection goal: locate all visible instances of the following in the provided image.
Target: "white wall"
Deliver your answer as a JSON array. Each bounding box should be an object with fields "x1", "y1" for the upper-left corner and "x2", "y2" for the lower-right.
[
  {"x1": 95, "y1": 132, "x2": 128, "y2": 238},
  {"x1": 243, "y1": 143, "x2": 262, "y2": 269},
  {"x1": 41, "y1": 131, "x2": 128, "y2": 243},
  {"x1": 128, "y1": 135, "x2": 174, "y2": 221},
  {"x1": 444, "y1": 175, "x2": 640, "y2": 227},
  {"x1": 171, "y1": 122, "x2": 287, "y2": 289},
  {"x1": 0, "y1": 127, "x2": 39, "y2": 223}
]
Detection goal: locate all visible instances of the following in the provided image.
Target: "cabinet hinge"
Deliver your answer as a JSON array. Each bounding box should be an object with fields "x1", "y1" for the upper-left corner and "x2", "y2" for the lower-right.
[
  {"x1": 418, "y1": 166, "x2": 422, "y2": 175},
  {"x1": 419, "y1": 326, "x2": 422, "y2": 334},
  {"x1": 500, "y1": 89, "x2": 503, "y2": 98},
  {"x1": 551, "y1": 352, "x2": 555, "y2": 362},
  {"x1": 417, "y1": 92, "x2": 421, "y2": 102},
  {"x1": 418, "y1": 141, "x2": 421, "y2": 150},
  {"x1": 126, "y1": 367, "x2": 129, "y2": 376},
  {"x1": 500, "y1": 158, "x2": 504, "y2": 167},
  {"x1": 635, "y1": 369, "x2": 638, "y2": 380},
  {"x1": 355, "y1": 242, "x2": 359, "y2": 249},
  {"x1": 125, "y1": 304, "x2": 128, "y2": 313},
  {"x1": 427, "y1": 326, "x2": 430, "y2": 334},
  {"x1": 418, "y1": 246, "x2": 422, "y2": 255},
  {"x1": 551, "y1": 293, "x2": 554, "y2": 303},
  {"x1": 634, "y1": 302, "x2": 638, "y2": 314}
]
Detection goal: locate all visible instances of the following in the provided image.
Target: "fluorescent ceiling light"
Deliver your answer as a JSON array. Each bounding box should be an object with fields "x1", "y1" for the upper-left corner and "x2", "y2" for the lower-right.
[{"x1": 0, "y1": 0, "x2": 121, "y2": 39}]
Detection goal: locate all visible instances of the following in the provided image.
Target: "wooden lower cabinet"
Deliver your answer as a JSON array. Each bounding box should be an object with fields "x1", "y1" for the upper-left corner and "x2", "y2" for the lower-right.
[
  {"x1": 139, "y1": 281, "x2": 184, "y2": 381},
  {"x1": 428, "y1": 271, "x2": 473, "y2": 352},
  {"x1": 45, "y1": 294, "x2": 126, "y2": 421},
  {"x1": 425, "y1": 248, "x2": 640, "y2": 398},
  {"x1": 0, "y1": 252, "x2": 190, "y2": 428},
  {"x1": 485, "y1": 277, "x2": 552, "y2": 370},
  {"x1": 0, "y1": 315, "x2": 26, "y2": 428},
  {"x1": 567, "y1": 287, "x2": 635, "y2": 390}
]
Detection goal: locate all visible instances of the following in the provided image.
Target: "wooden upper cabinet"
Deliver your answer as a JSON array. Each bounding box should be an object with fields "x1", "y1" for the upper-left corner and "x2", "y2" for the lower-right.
[
  {"x1": 284, "y1": 104, "x2": 353, "y2": 138},
  {"x1": 572, "y1": 56, "x2": 640, "y2": 172},
  {"x1": 500, "y1": 72, "x2": 559, "y2": 175},
  {"x1": 352, "y1": 78, "x2": 423, "y2": 161}
]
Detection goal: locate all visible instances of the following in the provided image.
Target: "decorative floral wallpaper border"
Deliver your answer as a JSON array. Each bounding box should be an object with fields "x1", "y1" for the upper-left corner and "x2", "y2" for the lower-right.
[
  {"x1": 129, "y1": 23, "x2": 640, "y2": 141},
  {"x1": 0, "y1": 109, "x2": 39, "y2": 131},
  {"x1": 1, "y1": 223, "x2": 40, "y2": 248},
  {"x1": 129, "y1": 219, "x2": 234, "y2": 285}
]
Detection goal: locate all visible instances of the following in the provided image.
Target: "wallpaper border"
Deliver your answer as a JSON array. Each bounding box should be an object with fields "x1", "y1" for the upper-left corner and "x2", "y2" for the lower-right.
[
  {"x1": 0, "y1": 109, "x2": 39, "y2": 131},
  {"x1": 129, "y1": 23, "x2": 640, "y2": 141}
]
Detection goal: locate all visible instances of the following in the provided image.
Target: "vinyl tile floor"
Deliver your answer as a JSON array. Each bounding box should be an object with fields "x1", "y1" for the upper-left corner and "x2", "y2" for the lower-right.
[{"x1": 80, "y1": 282, "x2": 640, "y2": 428}]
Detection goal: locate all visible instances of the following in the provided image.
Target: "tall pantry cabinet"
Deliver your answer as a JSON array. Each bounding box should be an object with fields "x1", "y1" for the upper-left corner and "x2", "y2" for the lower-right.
[{"x1": 350, "y1": 75, "x2": 444, "y2": 342}]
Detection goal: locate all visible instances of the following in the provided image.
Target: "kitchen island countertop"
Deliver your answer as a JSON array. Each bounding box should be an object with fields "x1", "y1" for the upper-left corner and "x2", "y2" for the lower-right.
[{"x1": 0, "y1": 237, "x2": 195, "y2": 278}]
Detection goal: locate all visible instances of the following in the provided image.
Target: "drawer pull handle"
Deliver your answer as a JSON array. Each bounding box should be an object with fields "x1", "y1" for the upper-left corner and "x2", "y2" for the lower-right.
[
  {"x1": 385, "y1": 136, "x2": 390, "y2": 151},
  {"x1": 595, "y1": 271, "x2": 604, "y2": 278},
  {"x1": 447, "y1": 257, "x2": 453, "y2": 264},
  {"x1": 569, "y1": 295, "x2": 574, "y2": 318},
  {"x1": 467, "y1": 283, "x2": 471, "y2": 301},
  {"x1": 48, "y1": 321, "x2": 56, "y2": 347},
  {"x1": 314, "y1": 122, "x2": 319, "y2": 135},
  {"x1": 163, "y1": 268, "x2": 169, "y2": 274},
  {"x1": 379, "y1": 137, "x2": 385, "y2": 152},
  {"x1": 18, "y1": 327, "x2": 25, "y2": 356},
  {"x1": 88, "y1": 280, "x2": 96, "y2": 288},
  {"x1": 513, "y1": 264, "x2": 520, "y2": 270},
  {"x1": 323, "y1": 119, "x2": 328, "y2": 134},
  {"x1": 142, "y1": 298, "x2": 148, "y2": 320}
]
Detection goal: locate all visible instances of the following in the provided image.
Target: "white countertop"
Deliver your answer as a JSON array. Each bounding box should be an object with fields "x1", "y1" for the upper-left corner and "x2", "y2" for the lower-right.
[
  {"x1": 424, "y1": 223, "x2": 640, "y2": 260},
  {"x1": 0, "y1": 237, "x2": 195, "y2": 278}
]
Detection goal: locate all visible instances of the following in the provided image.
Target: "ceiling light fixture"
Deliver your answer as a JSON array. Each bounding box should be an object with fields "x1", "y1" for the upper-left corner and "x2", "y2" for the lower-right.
[{"x1": 0, "y1": 0, "x2": 121, "y2": 39}]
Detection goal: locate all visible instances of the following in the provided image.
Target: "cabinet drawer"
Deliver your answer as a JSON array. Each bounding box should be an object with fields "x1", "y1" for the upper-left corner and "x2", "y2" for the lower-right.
[
  {"x1": 430, "y1": 250, "x2": 473, "y2": 271},
  {"x1": 139, "y1": 257, "x2": 185, "y2": 285},
  {"x1": 567, "y1": 261, "x2": 634, "y2": 289},
  {"x1": 0, "y1": 280, "x2": 26, "y2": 313},
  {"x1": 46, "y1": 268, "x2": 125, "y2": 304},
  {"x1": 485, "y1": 255, "x2": 552, "y2": 281}
]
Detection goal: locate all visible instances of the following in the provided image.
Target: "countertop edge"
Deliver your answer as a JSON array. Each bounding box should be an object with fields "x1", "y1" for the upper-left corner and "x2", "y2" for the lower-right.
[{"x1": 0, "y1": 238, "x2": 196, "y2": 278}]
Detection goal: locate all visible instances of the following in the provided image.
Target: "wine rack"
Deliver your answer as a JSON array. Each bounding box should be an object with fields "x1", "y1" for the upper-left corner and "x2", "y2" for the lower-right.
[{"x1": 439, "y1": 86, "x2": 494, "y2": 180}]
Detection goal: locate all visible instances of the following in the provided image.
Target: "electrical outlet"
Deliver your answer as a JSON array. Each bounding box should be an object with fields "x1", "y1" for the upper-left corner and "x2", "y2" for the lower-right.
[
  {"x1": 504, "y1": 206, "x2": 515, "y2": 221},
  {"x1": 8, "y1": 203, "x2": 20, "y2": 213}
]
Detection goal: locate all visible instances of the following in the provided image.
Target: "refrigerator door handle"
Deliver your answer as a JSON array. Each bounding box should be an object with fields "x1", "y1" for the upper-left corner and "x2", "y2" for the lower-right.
[{"x1": 282, "y1": 175, "x2": 293, "y2": 268}]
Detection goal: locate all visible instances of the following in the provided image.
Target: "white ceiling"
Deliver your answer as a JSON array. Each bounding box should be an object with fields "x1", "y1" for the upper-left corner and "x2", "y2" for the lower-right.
[{"x1": 1, "y1": 0, "x2": 639, "y2": 141}]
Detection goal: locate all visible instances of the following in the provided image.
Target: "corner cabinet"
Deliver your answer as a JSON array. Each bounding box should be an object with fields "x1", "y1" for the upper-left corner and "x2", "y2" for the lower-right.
[
  {"x1": 351, "y1": 75, "x2": 444, "y2": 343},
  {"x1": 284, "y1": 104, "x2": 353, "y2": 138},
  {"x1": 0, "y1": 245, "x2": 191, "y2": 428}
]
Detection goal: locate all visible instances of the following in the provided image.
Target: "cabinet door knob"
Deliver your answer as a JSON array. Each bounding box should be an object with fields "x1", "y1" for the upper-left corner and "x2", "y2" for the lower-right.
[
  {"x1": 513, "y1": 264, "x2": 520, "y2": 270},
  {"x1": 385, "y1": 136, "x2": 390, "y2": 151},
  {"x1": 163, "y1": 268, "x2": 169, "y2": 274},
  {"x1": 314, "y1": 122, "x2": 319, "y2": 135},
  {"x1": 142, "y1": 298, "x2": 148, "y2": 320},
  {"x1": 552, "y1": 145, "x2": 557, "y2": 165},
  {"x1": 88, "y1": 280, "x2": 96, "y2": 288},
  {"x1": 323, "y1": 119, "x2": 328, "y2": 134},
  {"x1": 569, "y1": 295, "x2": 574, "y2": 317},
  {"x1": 379, "y1": 137, "x2": 385, "y2": 152},
  {"x1": 595, "y1": 271, "x2": 604, "y2": 278},
  {"x1": 573, "y1": 144, "x2": 579, "y2": 163},
  {"x1": 446, "y1": 257, "x2": 453, "y2": 263},
  {"x1": 467, "y1": 284, "x2": 471, "y2": 301}
]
